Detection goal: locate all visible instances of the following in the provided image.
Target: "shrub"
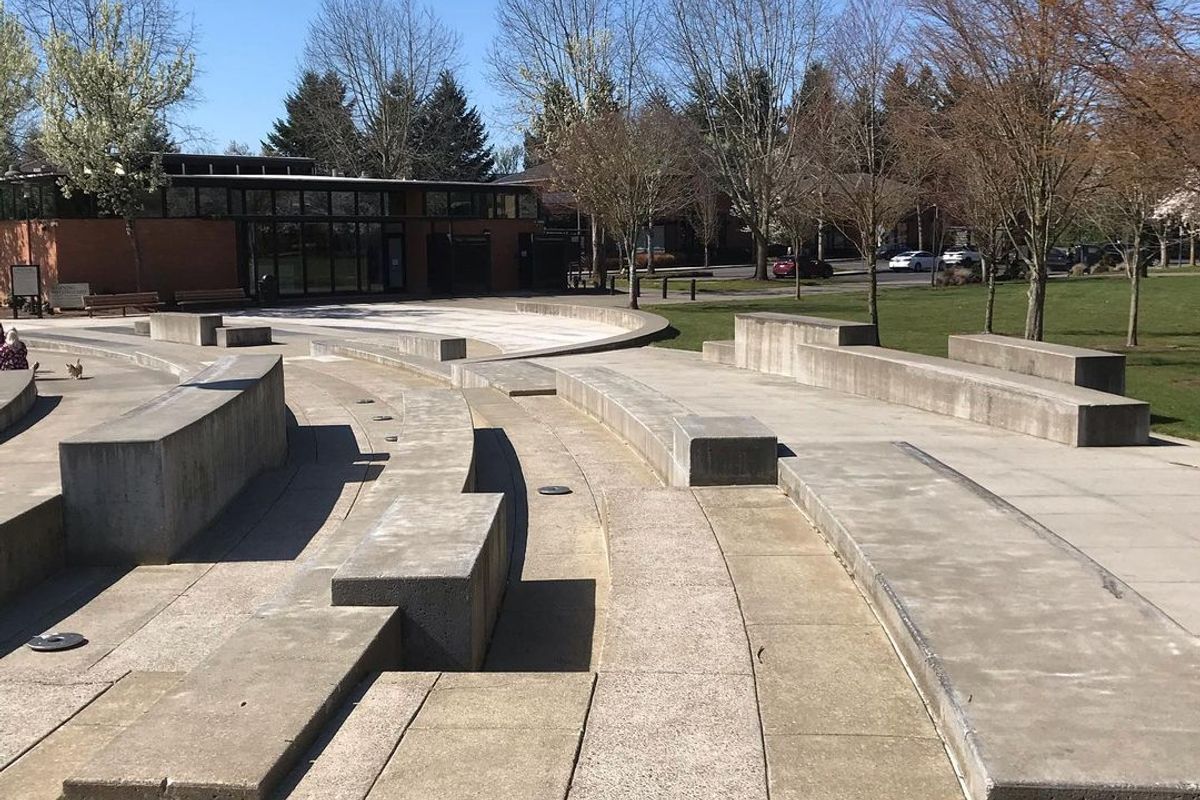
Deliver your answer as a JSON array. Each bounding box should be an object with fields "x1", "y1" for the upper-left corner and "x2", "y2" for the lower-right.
[
  {"x1": 1091, "y1": 262, "x2": 1109, "y2": 274},
  {"x1": 634, "y1": 252, "x2": 677, "y2": 268},
  {"x1": 935, "y1": 266, "x2": 982, "y2": 287},
  {"x1": 1070, "y1": 263, "x2": 1087, "y2": 277}
]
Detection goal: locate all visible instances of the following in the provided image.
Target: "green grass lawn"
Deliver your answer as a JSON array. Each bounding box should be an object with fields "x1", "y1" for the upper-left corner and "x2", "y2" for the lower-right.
[{"x1": 648, "y1": 275, "x2": 1200, "y2": 440}]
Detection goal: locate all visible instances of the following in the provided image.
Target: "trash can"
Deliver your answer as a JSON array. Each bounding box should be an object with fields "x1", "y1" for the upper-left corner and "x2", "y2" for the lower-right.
[{"x1": 258, "y1": 273, "x2": 278, "y2": 307}]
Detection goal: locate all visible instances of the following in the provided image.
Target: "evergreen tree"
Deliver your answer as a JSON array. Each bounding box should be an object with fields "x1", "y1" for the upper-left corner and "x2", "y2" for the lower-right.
[
  {"x1": 410, "y1": 71, "x2": 495, "y2": 181},
  {"x1": 265, "y1": 70, "x2": 359, "y2": 173}
]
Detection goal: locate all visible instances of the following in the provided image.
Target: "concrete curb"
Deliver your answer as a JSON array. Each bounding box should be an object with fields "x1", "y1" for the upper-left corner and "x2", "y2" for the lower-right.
[
  {"x1": 469, "y1": 301, "x2": 670, "y2": 362},
  {"x1": 0, "y1": 369, "x2": 36, "y2": 433}
]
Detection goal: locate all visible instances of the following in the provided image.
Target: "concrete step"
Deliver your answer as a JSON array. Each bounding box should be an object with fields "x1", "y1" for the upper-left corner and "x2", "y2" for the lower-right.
[
  {"x1": 367, "y1": 672, "x2": 593, "y2": 800},
  {"x1": 452, "y1": 359, "x2": 557, "y2": 396}
]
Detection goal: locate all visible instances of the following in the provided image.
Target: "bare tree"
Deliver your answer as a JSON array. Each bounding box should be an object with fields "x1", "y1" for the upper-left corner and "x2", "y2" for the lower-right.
[
  {"x1": 305, "y1": 0, "x2": 459, "y2": 178},
  {"x1": 664, "y1": 0, "x2": 822, "y2": 280},
  {"x1": 493, "y1": 143, "x2": 523, "y2": 176},
  {"x1": 554, "y1": 104, "x2": 691, "y2": 307},
  {"x1": 815, "y1": 0, "x2": 912, "y2": 331},
  {"x1": 914, "y1": 0, "x2": 1098, "y2": 340}
]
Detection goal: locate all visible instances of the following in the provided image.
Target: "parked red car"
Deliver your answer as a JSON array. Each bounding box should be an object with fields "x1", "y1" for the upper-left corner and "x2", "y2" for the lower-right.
[{"x1": 771, "y1": 255, "x2": 834, "y2": 279}]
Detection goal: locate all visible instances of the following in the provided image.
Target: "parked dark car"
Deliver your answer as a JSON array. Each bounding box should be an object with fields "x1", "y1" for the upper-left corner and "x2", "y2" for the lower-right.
[{"x1": 772, "y1": 255, "x2": 835, "y2": 279}]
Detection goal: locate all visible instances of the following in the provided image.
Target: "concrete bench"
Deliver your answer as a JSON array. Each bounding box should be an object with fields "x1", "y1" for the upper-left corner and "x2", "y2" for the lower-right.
[
  {"x1": 332, "y1": 493, "x2": 508, "y2": 670},
  {"x1": 701, "y1": 339, "x2": 735, "y2": 365},
  {"x1": 150, "y1": 311, "x2": 223, "y2": 346},
  {"x1": 175, "y1": 287, "x2": 252, "y2": 310},
  {"x1": 451, "y1": 360, "x2": 557, "y2": 396},
  {"x1": 132, "y1": 319, "x2": 150, "y2": 335},
  {"x1": 734, "y1": 312, "x2": 877, "y2": 376},
  {"x1": 59, "y1": 355, "x2": 287, "y2": 563},
  {"x1": 778, "y1": 442, "x2": 1200, "y2": 800},
  {"x1": 790, "y1": 342, "x2": 1149, "y2": 446},
  {"x1": 216, "y1": 325, "x2": 272, "y2": 347},
  {"x1": 396, "y1": 330, "x2": 466, "y2": 361},
  {"x1": 0, "y1": 369, "x2": 36, "y2": 433},
  {"x1": 0, "y1": 496, "x2": 62, "y2": 606},
  {"x1": 310, "y1": 339, "x2": 452, "y2": 384},
  {"x1": 555, "y1": 365, "x2": 777, "y2": 486},
  {"x1": 948, "y1": 333, "x2": 1127, "y2": 395}
]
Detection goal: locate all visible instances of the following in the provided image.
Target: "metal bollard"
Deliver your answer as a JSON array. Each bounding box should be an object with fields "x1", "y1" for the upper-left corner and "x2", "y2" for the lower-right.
[
  {"x1": 609, "y1": 276, "x2": 616, "y2": 295},
  {"x1": 690, "y1": 278, "x2": 696, "y2": 301},
  {"x1": 661, "y1": 277, "x2": 668, "y2": 299}
]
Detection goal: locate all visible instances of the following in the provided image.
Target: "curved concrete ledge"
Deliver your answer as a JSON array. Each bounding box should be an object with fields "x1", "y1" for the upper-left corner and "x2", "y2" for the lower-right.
[
  {"x1": 555, "y1": 365, "x2": 777, "y2": 486},
  {"x1": 59, "y1": 354, "x2": 288, "y2": 564},
  {"x1": 489, "y1": 300, "x2": 669, "y2": 360},
  {"x1": 383, "y1": 388, "x2": 477, "y2": 495},
  {"x1": 0, "y1": 495, "x2": 62, "y2": 606},
  {"x1": 779, "y1": 443, "x2": 1200, "y2": 800},
  {"x1": 948, "y1": 333, "x2": 1127, "y2": 395},
  {"x1": 24, "y1": 333, "x2": 197, "y2": 379},
  {"x1": 0, "y1": 369, "x2": 36, "y2": 433},
  {"x1": 310, "y1": 339, "x2": 452, "y2": 385}
]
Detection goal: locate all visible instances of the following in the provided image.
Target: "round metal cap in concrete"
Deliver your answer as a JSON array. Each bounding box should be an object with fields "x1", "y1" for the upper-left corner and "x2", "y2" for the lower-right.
[
  {"x1": 355, "y1": 399, "x2": 375, "y2": 404},
  {"x1": 371, "y1": 415, "x2": 394, "y2": 421},
  {"x1": 384, "y1": 435, "x2": 398, "y2": 442},
  {"x1": 27, "y1": 632, "x2": 87, "y2": 652},
  {"x1": 537, "y1": 485, "x2": 573, "y2": 496}
]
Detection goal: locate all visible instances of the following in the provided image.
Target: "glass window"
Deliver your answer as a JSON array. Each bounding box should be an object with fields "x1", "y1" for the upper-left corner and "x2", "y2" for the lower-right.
[
  {"x1": 361, "y1": 222, "x2": 383, "y2": 291},
  {"x1": 333, "y1": 222, "x2": 358, "y2": 292},
  {"x1": 357, "y1": 191, "x2": 381, "y2": 216},
  {"x1": 276, "y1": 221, "x2": 303, "y2": 295},
  {"x1": 198, "y1": 187, "x2": 227, "y2": 217},
  {"x1": 449, "y1": 191, "x2": 474, "y2": 217},
  {"x1": 167, "y1": 186, "x2": 196, "y2": 217},
  {"x1": 425, "y1": 191, "x2": 448, "y2": 216},
  {"x1": 247, "y1": 189, "x2": 272, "y2": 216},
  {"x1": 518, "y1": 193, "x2": 537, "y2": 219},
  {"x1": 332, "y1": 191, "x2": 355, "y2": 215},
  {"x1": 386, "y1": 190, "x2": 406, "y2": 216},
  {"x1": 229, "y1": 189, "x2": 244, "y2": 215},
  {"x1": 303, "y1": 221, "x2": 332, "y2": 293},
  {"x1": 250, "y1": 222, "x2": 276, "y2": 280},
  {"x1": 304, "y1": 190, "x2": 329, "y2": 215},
  {"x1": 135, "y1": 188, "x2": 163, "y2": 218},
  {"x1": 495, "y1": 192, "x2": 517, "y2": 219},
  {"x1": 275, "y1": 189, "x2": 301, "y2": 216}
]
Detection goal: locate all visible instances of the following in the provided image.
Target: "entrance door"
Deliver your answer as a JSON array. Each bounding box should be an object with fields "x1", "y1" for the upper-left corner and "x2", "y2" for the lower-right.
[{"x1": 385, "y1": 234, "x2": 406, "y2": 291}]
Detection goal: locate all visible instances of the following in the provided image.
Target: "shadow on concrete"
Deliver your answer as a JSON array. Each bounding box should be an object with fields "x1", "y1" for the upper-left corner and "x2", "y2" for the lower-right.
[
  {"x1": 473, "y1": 426, "x2": 596, "y2": 672},
  {"x1": 0, "y1": 394, "x2": 61, "y2": 445},
  {"x1": 0, "y1": 565, "x2": 127, "y2": 661}
]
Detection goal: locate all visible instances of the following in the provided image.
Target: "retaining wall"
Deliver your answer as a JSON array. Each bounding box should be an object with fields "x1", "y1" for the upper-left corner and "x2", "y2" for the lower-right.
[
  {"x1": 0, "y1": 369, "x2": 36, "y2": 433},
  {"x1": 0, "y1": 496, "x2": 63, "y2": 606}
]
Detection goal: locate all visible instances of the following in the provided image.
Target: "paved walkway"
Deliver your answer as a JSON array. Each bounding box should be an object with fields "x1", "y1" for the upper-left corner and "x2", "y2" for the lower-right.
[{"x1": 542, "y1": 346, "x2": 1200, "y2": 633}]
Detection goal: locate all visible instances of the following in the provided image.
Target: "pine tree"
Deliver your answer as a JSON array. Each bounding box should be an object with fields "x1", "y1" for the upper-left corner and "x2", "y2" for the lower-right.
[
  {"x1": 410, "y1": 71, "x2": 495, "y2": 181},
  {"x1": 265, "y1": 71, "x2": 359, "y2": 173}
]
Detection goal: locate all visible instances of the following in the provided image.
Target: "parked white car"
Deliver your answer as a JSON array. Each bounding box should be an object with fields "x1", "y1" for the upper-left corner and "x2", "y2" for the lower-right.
[
  {"x1": 941, "y1": 246, "x2": 982, "y2": 266},
  {"x1": 889, "y1": 250, "x2": 937, "y2": 271}
]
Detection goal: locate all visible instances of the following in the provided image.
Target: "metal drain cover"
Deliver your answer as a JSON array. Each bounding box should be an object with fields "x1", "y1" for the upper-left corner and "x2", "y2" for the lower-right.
[
  {"x1": 384, "y1": 435, "x2": 398, "y2": 442},
  {"x1": 538, "y1": 485, "x2": 573, "y2": 496},
  {"x1": 355, "y1": 399, "x2": 375, "y2": 404},
  {"x1": 27, "y1": 632, "x2": 87, "y2": 652},
  {"x1": 371, "y1": 415, "x2": 393, "y2": 421}
]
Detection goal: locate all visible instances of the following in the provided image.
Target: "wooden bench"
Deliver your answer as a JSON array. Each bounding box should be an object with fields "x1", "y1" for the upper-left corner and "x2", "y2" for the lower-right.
[
  {"x1": 83, "y1": 292, "x2": 163, "y2": 317},
  {"x1": 175, "y1": 288, "x2": 252, "y2": 310}
]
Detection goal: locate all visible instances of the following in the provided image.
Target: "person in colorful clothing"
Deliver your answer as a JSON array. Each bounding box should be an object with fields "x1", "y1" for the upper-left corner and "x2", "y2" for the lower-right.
[{"x1": 0, "y1": 328, "x2": 30, "y2": 371}]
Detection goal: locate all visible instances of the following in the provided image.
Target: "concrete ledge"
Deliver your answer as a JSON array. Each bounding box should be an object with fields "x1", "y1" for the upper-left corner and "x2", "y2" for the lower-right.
[
  {"x1": 451, "y1": 360, "x2": 556, "y2": 396},
  {"x1": 59, "y1": 355, "x2": 288, "y2": 564},
  {"x1": 310, "y1": 339, "x2": 452, "y2": 384},
  {"x1": 396, "y1": 330, "x2": 466, "y2": 361},
  {"x1": 778, "y1": 443, "x2": 1200, "y2": 800},
  {"x1": 332, "y1": 493, "x2": 508, "y2": 670},
  {"x1": 150, "y1": 312, "x2": 223, "y2": 346},
  {"x1": 791, "y1": 343, "x2": 1149, "y2": 446},
  {"x1": 554, "y1": 365, "x2": 777, "y2": 486},
  {"x1": 672, "y1": 415, "x2": 777, "y2": 486},
  {"x1": 216, "y1": 326, "x2": 272, "y2": 348},
  {"x1": 948, "y1": 333, "x2": 1127, "y2": 395},
  {"x1": 23, "y1": 333, "x2": 198, "y2": 379},
  {"x1": 504, "y1": 300, "x2": 670, "y2": 358},
  {"x1": 132, "y1": 319, "x2": 150, "y2": 335},
  {"x1": 0, "y1": 369, "x2": 36, "y2": 433},
  {"x1": 701, "y1": 339, "x2": 736, "y2": 366},
  {"x1": 63, "y1": 604, "x2": 399, "y2": 800},
  {"x1": 0, "y1": 495, "x2": 63, "y2": 606},
  {"x1": 734, "y1": 312, "x2": 878, "y2": 376},
  {"x1": 380, "y1": 388, "x2": 477, "y2": 496}
]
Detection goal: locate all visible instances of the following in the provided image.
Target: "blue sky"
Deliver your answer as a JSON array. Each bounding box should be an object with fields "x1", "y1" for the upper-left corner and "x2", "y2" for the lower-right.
[{"x1": 179, "y1": 0, "x2": 514, "y2": 153}]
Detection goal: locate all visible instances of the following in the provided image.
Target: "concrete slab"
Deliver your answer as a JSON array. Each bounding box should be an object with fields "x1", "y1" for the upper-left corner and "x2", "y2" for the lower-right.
[
  {"x1": 451, "y1": 359, "x2": 557, "y2": 395},
  {"x1": 149, "y1": 312, "x2": 222, "y2": 346},
  {"x1": 395, "y1": 330, "x2": 466, "y2": 361},
  {"x1": 216, "y1": 326, "x2": 272, "y2": 347},
  {"x1": 701, "y1": 339, "x2": 736, "y2": 365},
  {"x1": 764, "y1": 734, "x2": 964, "y2": 800},
  {"x1": 411, "y1": 672, "x2": 593, "y2": 731},
  {"x1": 309, "y1": 339, "x2": 453, "y2": 384},
  {"x1": 734, "y1": 311, "x2": 877, "y2": 376},
  {"x1": 949, "y1": 333, "x2": 1126, "y2": 394},
  {"x1": 672, "y1": 414, "x2": 778, "y2": 486},
  {"x1": 0, "y1": 368, "x2": 36, "y2": 433}
]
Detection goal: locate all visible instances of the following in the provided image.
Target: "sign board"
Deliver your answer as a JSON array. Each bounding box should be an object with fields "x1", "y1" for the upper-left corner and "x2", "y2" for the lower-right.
[
  {"x1": 10, "y1": 265, "x2": 40, "y2": 297},
  {"x1": 48, "y1": 282, "x2": 90, "y2": 310}
]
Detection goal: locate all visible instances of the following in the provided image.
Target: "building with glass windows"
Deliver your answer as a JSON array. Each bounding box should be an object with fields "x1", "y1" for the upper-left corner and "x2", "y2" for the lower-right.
[{"x1": 0, "y1": 153, "x2": 565, "y2": 303}]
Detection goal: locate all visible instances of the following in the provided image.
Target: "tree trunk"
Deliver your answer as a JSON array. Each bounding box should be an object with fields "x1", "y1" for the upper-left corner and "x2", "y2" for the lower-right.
[
  {"x1": 1190, "y1": 233, "x2": 1195, "y2": 265},
  {"x1": 916, "y1": 201, "x2": 924, "y2": 251},
  {"x1": 1127, "y1": 257, "x2": 1141, "y2": 347},
  {"x1": 863, "y1": 235, "x2": 879, "y2": 334},
  {"x1": 644, "y1": 227, "x2": 655, "y2": 276},
  {"x1": 753, "y1": 229, "x2": 769, "y2": 280},
  {"x1": 816, "y1": 218, "x2": 825, "y2": 261},
  {"x1": 126, "y1": 218, "x2": 144, "y2": 292},
  {"x1": 1159, "y1": 238, "x2": 1168, "y2": 271},
  {"x1": 983, "y1": 256, "x2": 996, "y2": 334},
  {"x1": 590, "y1": 216, "x2": 604, "y2": 286},
  {"x1": 794, "y1": 260, "x2": 801, "y2": 300},
  {"x1": 703, "y1": 244, "x2": 709, "y2": 270},
  {"x1": 1024, "y1": 257, "x2": 1047, "y2": 340}
]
